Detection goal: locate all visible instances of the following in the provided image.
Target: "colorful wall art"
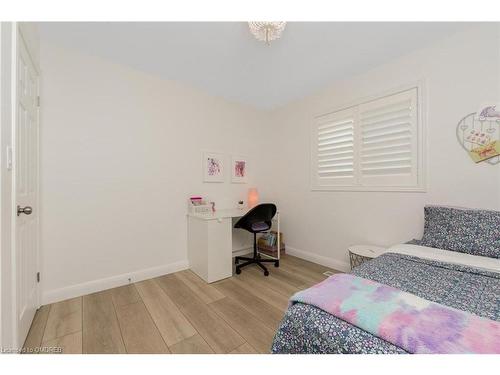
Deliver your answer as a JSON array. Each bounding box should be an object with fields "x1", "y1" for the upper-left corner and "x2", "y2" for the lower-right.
[
  {"x1": 231, "y1": 155, "x2": 248, "y2": 183},
  {"x1": 457, "y1": 104, "x2": 500, "y2": 165},
  {"x1": 203, "y1": 152, "x2": 225, "y2": 182}
]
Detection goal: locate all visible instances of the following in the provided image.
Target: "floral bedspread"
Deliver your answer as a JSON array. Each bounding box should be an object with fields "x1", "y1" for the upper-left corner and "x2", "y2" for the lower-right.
[{"x1": 271, "y1": 252, "x2": 500, "y2": 354}]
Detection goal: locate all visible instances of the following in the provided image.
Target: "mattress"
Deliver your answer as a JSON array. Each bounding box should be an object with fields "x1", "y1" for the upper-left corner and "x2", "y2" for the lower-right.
[{"x1": 271, "y1": 246, "x2": 500, "y2": 354}]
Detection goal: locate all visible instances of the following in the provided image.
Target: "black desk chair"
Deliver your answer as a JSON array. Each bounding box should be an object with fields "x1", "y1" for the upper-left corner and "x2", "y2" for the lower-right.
[{"x1": 234, "y1": 203, "x2": 279, "y2": 276}]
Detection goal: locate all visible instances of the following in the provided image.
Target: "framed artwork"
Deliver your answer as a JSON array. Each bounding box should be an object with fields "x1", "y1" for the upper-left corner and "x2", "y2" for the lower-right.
[
  {"x1": 203, "y1": 152, "x2": 225, "y2": 182},
  {"x1": 231, "y1": 155, "x2": 248, "y2": 183}
]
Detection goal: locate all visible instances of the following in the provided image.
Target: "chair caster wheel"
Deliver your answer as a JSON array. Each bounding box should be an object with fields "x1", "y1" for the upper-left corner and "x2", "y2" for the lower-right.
[
  {"x1": 264, "y1": 270, "x2": 269, "y2": 276},
  {"x1": 274, "y1": 261, "x2": 279, "y2": 268},
  {"x1": 236, "y1": 268, "x2": 241, "y2": 275}
]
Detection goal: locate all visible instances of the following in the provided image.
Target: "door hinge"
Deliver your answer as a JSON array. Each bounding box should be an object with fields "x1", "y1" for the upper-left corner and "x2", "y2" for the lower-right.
[
  {"x1": 37, "y1": 96, "x2": 40, "y2": 107},
  {"x1": 36, "y1": 272, "x2": 40, "y2": 283}
]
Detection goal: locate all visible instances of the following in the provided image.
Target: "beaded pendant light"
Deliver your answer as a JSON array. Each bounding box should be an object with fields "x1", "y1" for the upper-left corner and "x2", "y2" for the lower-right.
[{"x1": 248, "y1": 22, "x2": 287, "y2": 45}]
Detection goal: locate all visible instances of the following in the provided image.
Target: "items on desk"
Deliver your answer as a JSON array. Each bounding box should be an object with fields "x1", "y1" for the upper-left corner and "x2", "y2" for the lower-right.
[
  {"x1": 247, "y1": 187, "x2": 259, "y2": 208},
  {"x1": 258, "y1": 231, "x2": 286, "y2": 257},
  {"x1": 188, "y1": 196, "x2": 212, "y2": 214},
  {"x1": 190, "y1": 196, "x2": 204, "y2": 205}
]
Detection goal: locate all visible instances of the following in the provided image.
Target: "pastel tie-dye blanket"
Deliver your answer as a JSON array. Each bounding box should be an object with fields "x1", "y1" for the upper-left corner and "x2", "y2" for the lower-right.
[{"x1": 290, "y1": 273, "x2": 500, "y2": 354}]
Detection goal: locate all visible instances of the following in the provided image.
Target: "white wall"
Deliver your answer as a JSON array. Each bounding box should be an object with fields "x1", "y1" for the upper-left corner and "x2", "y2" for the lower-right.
[
  {"x1": 259, "y1": 24, "x2": 500, "y2": 271},
  {"x1": 39, "y1": 42, "x2": 267, "y2": 304}
]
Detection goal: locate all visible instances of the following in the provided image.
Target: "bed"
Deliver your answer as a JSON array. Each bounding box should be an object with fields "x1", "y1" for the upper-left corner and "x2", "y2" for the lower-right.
[{"x1": 271, "y1": 206, "x2": 500, "y2": 354}]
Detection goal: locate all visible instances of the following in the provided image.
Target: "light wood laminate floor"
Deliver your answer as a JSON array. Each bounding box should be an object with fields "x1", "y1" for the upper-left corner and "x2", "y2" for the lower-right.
[{"x1": 23, "y1": 254, "x2": 339, "y2": 354}]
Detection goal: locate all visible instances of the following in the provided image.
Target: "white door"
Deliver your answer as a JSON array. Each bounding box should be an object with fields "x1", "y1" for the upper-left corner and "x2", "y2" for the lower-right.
[{"x1": 15, "y1": 31, "x2": 40, "y2": 347}]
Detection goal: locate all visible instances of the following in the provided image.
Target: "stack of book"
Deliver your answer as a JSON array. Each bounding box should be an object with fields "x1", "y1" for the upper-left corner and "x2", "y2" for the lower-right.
[{"x1": 257, "y1": 231, "x2": 285, "y2": 257}]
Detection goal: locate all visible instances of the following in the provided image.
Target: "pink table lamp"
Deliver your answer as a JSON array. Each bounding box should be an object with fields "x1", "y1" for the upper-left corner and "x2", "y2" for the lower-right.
[{"x1": 248, "y1": 188, "x2": 259, "y2": 208}]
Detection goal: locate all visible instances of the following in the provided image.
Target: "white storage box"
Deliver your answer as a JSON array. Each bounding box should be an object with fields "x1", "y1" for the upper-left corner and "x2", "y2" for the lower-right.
[{"x1": 188, "y1": 200, "x2": 212, "y2": 214}]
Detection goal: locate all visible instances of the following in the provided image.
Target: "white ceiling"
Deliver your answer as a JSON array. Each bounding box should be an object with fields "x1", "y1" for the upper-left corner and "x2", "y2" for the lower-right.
[{"x1": 38, "y1": 22, "x2": 472, "y2": 110}]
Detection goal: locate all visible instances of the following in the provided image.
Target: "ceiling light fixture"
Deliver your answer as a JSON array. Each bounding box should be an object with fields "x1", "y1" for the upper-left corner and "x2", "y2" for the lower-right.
[{"x1": 248, "y1": 22, "x2": 286, "y2": 45}]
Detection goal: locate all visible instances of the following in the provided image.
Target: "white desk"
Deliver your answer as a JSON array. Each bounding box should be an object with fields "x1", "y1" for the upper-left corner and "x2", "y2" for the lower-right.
[
  {"x1": 188, "y1": 208, "x2": 250, "y2": 221},
  {"x1": 187, "y1": 208, "x2": 280, "y2": 283}
]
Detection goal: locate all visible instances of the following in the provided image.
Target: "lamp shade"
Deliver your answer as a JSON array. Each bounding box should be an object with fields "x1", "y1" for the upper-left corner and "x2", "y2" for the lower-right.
[{"x1": 247, "y1": 188, "x2": 259, "y2": 209}]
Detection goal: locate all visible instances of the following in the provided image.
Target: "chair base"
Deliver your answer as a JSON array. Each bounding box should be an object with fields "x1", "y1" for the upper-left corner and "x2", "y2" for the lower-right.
[{"x1": 235, "y1": 254, "x2": 279, "y2": 276}]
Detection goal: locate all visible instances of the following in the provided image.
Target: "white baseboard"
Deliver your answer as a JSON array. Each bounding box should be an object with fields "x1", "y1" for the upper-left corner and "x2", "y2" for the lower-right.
[
  {"x1": 232, "y1": 247, "x2": 252, "y2": 257},
  {"x1": 286, "y1": 246, "x2": 350, "y2": 273},
  {"x1": 41, "y1": 248, "x2": 347, "y2": 305},
  {"x1": 42, "y1": 259, "x2": 189, "y2": 305}
]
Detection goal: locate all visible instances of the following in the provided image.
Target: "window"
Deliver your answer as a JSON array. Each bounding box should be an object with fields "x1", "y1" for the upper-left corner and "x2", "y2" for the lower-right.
[{"x1": 311, "y1": 87, "x2": 424, "y2": 191}]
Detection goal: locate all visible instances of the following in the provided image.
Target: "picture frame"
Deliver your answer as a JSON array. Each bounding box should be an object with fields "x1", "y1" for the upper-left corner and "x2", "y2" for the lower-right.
[
  {"x1": 231, "y1": 155, "x2": 248, "y2": 183},
  {"x1": 203, "y1": 152, "x2": 225, "y2": 183}
]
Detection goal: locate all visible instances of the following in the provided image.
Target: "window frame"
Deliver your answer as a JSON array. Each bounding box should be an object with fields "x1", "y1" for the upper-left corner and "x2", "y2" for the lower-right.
[{"x1": 310, "y1": 82, "x2": 426, "y2": 192}]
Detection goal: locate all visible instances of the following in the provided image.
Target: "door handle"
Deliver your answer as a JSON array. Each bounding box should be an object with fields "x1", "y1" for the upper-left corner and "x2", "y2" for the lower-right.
[{"x1": 17, "y1": 205, "x2": 33, "y2": 216}]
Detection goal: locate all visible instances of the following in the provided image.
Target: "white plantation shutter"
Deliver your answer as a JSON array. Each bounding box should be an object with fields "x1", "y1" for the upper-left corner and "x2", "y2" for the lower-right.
[
  {"x1": 311, "y1": 108, "x2": 356, "y2": 188},
  {"x1": 311, "y1": 87, "x2": 423, "y2": 191},
  {"x1": 359, "y1": 88, "x2": 418, "y2": 187}
]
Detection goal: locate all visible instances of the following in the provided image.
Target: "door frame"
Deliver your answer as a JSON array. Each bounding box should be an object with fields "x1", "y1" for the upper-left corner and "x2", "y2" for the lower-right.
[{"x1": 0, "y1": 21, "x2": 16, "y2": 351}]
